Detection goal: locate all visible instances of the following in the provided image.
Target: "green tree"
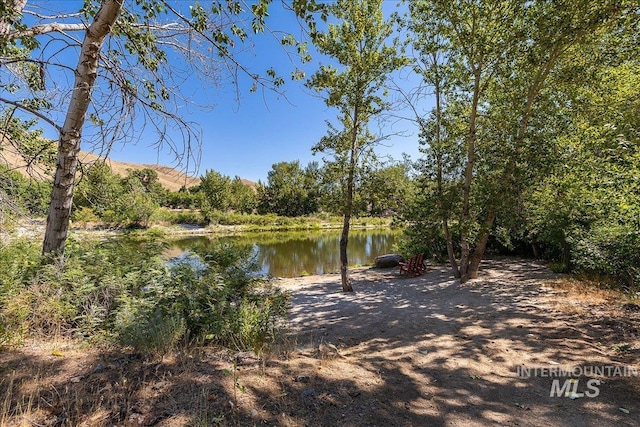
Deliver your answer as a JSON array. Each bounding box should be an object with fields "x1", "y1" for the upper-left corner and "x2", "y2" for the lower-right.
[
  {"x1": 257, "y1": 161, "x2": 318, "y2": 217},
  {"x1": 228, "y1": 176, "x2": 257, "y2": 214},
  {"x1": 526, "y1": 26, "x2": 640, "y2": 282},
  {"x1": 0, "y1": 165, "x2": 51, "y2": 217},
  {"x1": 360, "y1": 162, "x2": 413, "y2": 217},
  {"x1": 73, "y1": 162, "x2": 123, "y2": 216},
  {"x1": 166, "y1": 186, "x2": 198, "y2": 209},
  {"x1": 124, "y1": 168, "x2": 167, "y2": 204},
  {"x1": 307, "y1": 0, "x2": 404, "y2": 291},
  {"x1": 0, "y1": 0, "x2": 314, "y2": 255},
  {"x1": 199, "y1": 169, "x2": 231, "y2": 222},
  {"x1": 405, "y1": 0, "x2": 623, "y2": 281},
  {"x1": 0, "y1": 114, "x2": 52, "y2": 218}
]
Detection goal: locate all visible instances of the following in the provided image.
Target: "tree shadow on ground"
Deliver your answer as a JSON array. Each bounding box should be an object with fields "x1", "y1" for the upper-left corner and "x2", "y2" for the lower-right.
[
  {"x1": 282, "y1": 258, "x2": 640, "y2": 426},
  {"x1": 0, "y1": 258, "x2": 638, "y2": 426}
]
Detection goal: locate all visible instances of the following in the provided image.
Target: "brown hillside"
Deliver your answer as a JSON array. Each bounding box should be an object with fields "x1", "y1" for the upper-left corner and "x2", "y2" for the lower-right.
[
  {"x1": 80, "y1": 151, "x2": 201, "y2": 192},
  {"x1": 1, "y1": 139, "x2": 200, "y2": 192}
]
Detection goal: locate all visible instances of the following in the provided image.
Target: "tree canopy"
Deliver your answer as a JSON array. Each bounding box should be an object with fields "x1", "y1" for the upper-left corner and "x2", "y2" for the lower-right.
[{"x1": 0, "y1": 0, "x2": 313, "y2": 254}]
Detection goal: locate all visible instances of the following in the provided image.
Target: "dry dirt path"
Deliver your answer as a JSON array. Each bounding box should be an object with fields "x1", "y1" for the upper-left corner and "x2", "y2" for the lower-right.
[
  {"x1": 274, "y1": 258, "x2": 640, "y2": 427},
  {"x1": 1, "y1": 258, "x2": 638, "y2": 427}
]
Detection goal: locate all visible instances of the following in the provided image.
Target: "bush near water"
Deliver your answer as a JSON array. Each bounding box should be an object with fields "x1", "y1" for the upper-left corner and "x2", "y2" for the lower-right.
[{"x1": 0, "y1": 235, "x2": 288, "y2": 354}]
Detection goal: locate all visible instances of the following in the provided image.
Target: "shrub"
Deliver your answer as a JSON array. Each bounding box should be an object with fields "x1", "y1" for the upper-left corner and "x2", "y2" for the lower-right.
[
  {"x1": 0, "y1": 240, "x2": 41, "y2": 346},
  {"x1": 572, "y1": 225, "x2": 640, "y2": 290},
  {"x1": 116, "y1": 299, "x2": 186, "y2": 356},
  {"x1": 152, "y1": 208, "x2": 206, "y2": 225},
  {"x1": 0, "y1": 236, "x2": 290, "y2": 355},
  {"x1": 72, "y1": 206, "x2": 99, "y2": 226},
  {"x1": 396, "y1": 221, "x2": 451, "y2": 262},
  {"x1": 141, "y1": 243, "x2": 289, "y2": 350}
]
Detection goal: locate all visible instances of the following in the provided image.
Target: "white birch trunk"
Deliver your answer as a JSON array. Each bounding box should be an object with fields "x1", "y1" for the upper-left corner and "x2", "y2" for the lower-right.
[{"x1": 42, "y1": 0, "x2": 123, "y2": 254}]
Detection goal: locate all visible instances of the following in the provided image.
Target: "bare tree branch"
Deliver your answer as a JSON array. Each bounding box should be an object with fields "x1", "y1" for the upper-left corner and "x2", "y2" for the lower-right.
[
  {"x1": 6, "y1": 22, "x2": 87, "y2": 40},
  {"x1": 0, "y1": 97, "x2": 62, "y2": 131}
]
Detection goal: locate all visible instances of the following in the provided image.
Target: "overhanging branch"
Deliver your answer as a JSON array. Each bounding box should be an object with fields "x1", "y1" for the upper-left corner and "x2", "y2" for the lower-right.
[
  {"x1": 6, "y1": 22, "x2": 86, "y2": 40},
  {"x1": 0, "y1": 97, "x2": 61, "y2": 132}
]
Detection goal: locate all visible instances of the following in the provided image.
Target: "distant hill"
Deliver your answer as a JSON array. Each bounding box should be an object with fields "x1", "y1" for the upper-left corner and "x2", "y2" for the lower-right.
[
  {"x1": 80, "y1": 151, "x2": 201, "y2": 192},
  {"x1": 1, "y1": 139, "x2": 201, "y2": 192}
]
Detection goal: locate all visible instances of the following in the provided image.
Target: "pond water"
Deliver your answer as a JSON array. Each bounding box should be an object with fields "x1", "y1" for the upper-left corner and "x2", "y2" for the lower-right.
[{"x1": 169, "y1": 228, "x2": 400, "y2": 278}]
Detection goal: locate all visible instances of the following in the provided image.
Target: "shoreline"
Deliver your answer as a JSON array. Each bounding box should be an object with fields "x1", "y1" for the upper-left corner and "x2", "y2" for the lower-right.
[{"x1": 3, "y1": 218, "x2": 395, "y2": 243}]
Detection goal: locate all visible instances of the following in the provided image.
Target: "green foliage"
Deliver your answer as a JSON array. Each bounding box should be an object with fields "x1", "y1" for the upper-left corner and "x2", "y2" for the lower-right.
[
  {"x1": 229, "y1": 176, "x2": 258, "y2": 214},
  {"x1": 206, "y1": 211, "x2": 312, "y2": 230},
  {"x1": 0, "y1": 165, "x2": 51, "y2": 216},
  {"x1": 124, "y1": 168, "x2": 167, "y2": 204},
  {"x1": 74, "y1": 162, "x2": 123, "y2": 216},
  {"x1": 0, "y1": 236, "x2": 289, "y2": 354},
  {"x1": 0, "y1": 240, "x2": 41, "y2": 346},
  {"x1": 115, "y1": 242, "x2": 289, "y2": 352},
  {"x1": 71, "y1": 206, "x2": 100, "y2": 225},
  {"x1": 196, "y1": 170, "x2": 259, "y2": 219},
  {"x1": 257, "y1": 161, "x2": 319, "y2": 217},
  {"x1": 395, "y1": 222, "x2": 447, "y2": 263},
  {"x1": 107, "y1": 190, "x2": 158, "y2": 228},
  {"x1": 152, "y1": 208, "x2": 207, "y2": 226},
  {"x1": 165, "y1": 186, "x2": 199, "y2": 209},
  {"x1": 572, "y1": 226, "x2": 640, "y2": 290},
  {"x1": 523, "y1": 42, "x2": 640, "y2": 284},
  {"x1": 0, "y1": 113, "x2": 53, "y2": 167},
  {"x1": 116, "y1": 303, "x2": 186, "y2": 356},
  {"x1": 402, "y1": 0, "x2": 633, "y2": 282},
  {"x1": 359, "y1": 162, "x2": 415, "y2": 216},
  {"x1": 199, "y1": 169, "x2": 232, "y2": 220},
  {"x1": 74, "y1": 163, "x2": 161, "y2": 228}
]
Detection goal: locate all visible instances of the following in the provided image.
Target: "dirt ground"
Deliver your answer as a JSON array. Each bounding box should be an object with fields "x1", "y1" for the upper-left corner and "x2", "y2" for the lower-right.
[{"x1": 1, "y1": 258, "x2": 639, "y2": 426}]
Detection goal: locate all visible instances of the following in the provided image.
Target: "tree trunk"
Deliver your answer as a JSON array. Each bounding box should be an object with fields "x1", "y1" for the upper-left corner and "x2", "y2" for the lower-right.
[
  {"x1": 430, "y1": 51, "x2": 460, "y2": 279},
  {"x1": 459, "y1": 69, "x2": 481, "y2": 281},
  {"x1": 340, "y1": 165, "x2": 354, "y2": 291},
  {"x1": 531, "y1": 240, "x2": 540, "y2": 259},
  {"x1": 42, "y1": 0, "x2": 123, "y2": 255},
  {"x1": 444, "y1": 220, "x2": 460, "y2": 278},
  {"x1": 462, "y1": 210, "x2": 495, "y2": 282},
  {"x1": 339, "y1": 103, "x2": 359, "y2": 293},
  {"x1": 339, "y1": 211, "x2": 352, "y2": 292}
]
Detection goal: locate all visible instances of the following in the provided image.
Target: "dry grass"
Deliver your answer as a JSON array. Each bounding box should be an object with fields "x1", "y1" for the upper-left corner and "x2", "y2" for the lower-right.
[{"x1": 546, "y1": 277, "x2": 623, "y2": 303}]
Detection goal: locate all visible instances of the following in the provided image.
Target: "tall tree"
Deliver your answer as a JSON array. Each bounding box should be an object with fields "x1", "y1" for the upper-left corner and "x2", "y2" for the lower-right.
[
  {"x1": 526, "y1": 9, "x2": 640, "y2": 273},
  {"x1": 41, "y1": 1, "x2": 123, "y2": 254},
  {"x1": 199, "y1": 169, "x2": 231, "y2": 220},
  {"x1": 400, "y1": 14, "x2": 461, "y2": 275},
  {"x1": 257, "y1": 160, "x2": 318, "y2": 217},
  {"x1": 307, "y1": 0, "x2": 404, "y2": 291},
  {"x1": 406, "y1": 0, "x2": 623, "y2": 282},
  {"x1": 0, "y1": 0, "x2": 313, "y2": 255},
  {"x1": 228, "y1": 176, "x2": 257, "y2": 214}
]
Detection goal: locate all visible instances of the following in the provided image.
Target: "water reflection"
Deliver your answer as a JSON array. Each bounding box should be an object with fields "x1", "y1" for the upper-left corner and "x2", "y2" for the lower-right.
[{"x1": 170, "y1": 229, "x2": 399, "y2": 278}]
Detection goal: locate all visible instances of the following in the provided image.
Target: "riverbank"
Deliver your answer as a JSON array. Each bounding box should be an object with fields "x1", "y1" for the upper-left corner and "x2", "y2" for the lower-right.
[
  {"x1": 2, "y1": 259, "x2": 638, "y2": 426},
  {"x1": 2, "y1": 214, "x2": 394, "y2": 243}
]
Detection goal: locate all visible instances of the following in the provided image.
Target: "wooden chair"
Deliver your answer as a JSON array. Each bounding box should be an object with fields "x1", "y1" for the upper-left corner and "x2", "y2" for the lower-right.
[
  {"x1": 398, "y1": 256, "x2": 415, "y2": 276},
  {"x1": 415, "y1": 252, "x2": 427, "y2": 274},
  {"x1": 399, "y1": 253, "x2": 425, "y2": 277}
]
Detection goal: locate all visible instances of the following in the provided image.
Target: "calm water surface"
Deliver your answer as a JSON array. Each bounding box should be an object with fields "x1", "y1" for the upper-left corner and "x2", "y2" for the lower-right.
[{"x1": 170, "y1": 229, "x2": 399, "y2": 278}]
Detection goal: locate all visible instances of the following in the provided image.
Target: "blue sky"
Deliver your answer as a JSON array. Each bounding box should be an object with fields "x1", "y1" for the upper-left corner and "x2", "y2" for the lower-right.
[{"x1": 32, "y1": 1, "x2": 426, "y2": 183}]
